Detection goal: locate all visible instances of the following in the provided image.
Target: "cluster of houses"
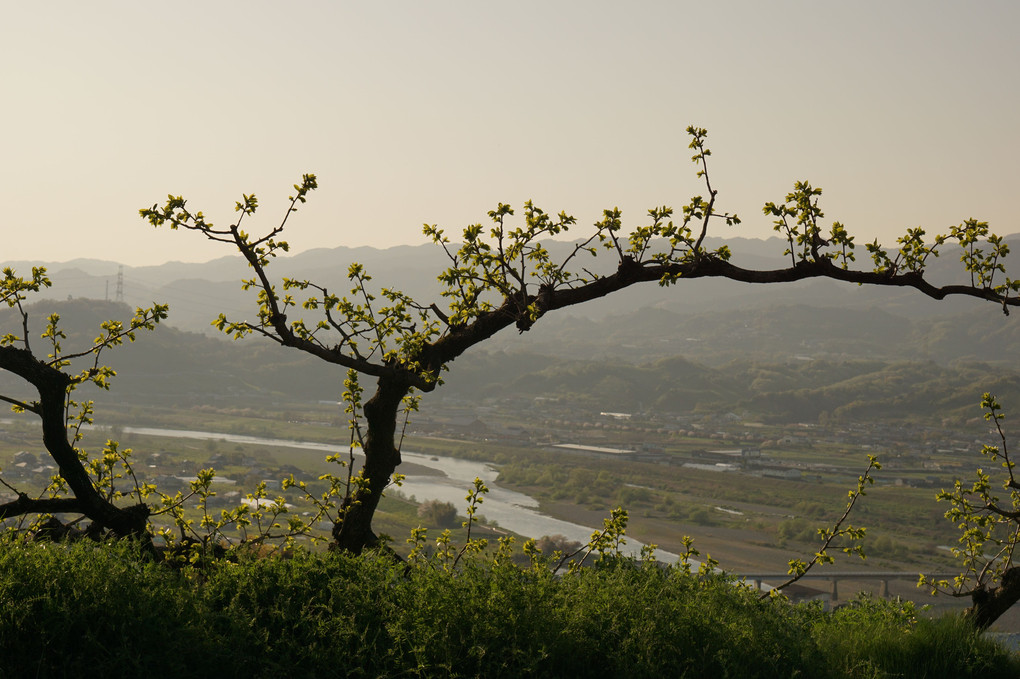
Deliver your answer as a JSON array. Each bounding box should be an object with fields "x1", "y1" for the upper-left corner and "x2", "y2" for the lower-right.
[
  {"x1": 1, "y1": 450, "x2": 56, "y2": 485},
  {"x1": 0, "y1": 444, "x2": 307, "y2": 513}
]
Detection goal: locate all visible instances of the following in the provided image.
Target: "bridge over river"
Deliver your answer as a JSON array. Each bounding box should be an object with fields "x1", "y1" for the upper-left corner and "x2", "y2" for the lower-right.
[{"x1": 739, "y1": 572, "x2": 960, "y2": 603}]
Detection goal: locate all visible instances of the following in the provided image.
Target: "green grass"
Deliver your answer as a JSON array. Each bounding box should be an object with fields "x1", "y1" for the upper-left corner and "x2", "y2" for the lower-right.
[{"x1": 1, "y1": 541, "x2": 1016, "y2": 678}]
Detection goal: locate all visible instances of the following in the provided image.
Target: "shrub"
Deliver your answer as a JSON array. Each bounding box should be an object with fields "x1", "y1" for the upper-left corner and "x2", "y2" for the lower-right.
[
  {"x1": 2, "y1": 541, "x2": 1018, "y2": 678},
  {"x1": 417, "y1": 499, "x2": 458, "y2": 527}
]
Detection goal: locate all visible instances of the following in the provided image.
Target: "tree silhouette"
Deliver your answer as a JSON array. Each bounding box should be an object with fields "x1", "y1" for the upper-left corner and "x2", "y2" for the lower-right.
[
  {"x1": 0, "y1": 266, "x2": 167, "y2": 540},
  {"x1": 141, "y1": 126, "x2": 1020, "y2": 554}
]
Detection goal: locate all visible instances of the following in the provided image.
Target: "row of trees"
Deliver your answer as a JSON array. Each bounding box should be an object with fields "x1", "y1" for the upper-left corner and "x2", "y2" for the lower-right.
[{"x1": 3, "y1": 127, "x2": 1020, "y2": 626}]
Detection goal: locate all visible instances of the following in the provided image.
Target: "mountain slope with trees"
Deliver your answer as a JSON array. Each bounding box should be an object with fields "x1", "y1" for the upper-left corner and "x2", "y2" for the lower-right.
[{"x1": 4, "y1": 298, "x2": 1018, "y2": 425}]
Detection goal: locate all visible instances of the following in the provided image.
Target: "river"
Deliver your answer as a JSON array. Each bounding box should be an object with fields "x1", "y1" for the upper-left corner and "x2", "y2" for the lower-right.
[{"x1": 123, "y1": 425, "x2": 684, "y2": 563}]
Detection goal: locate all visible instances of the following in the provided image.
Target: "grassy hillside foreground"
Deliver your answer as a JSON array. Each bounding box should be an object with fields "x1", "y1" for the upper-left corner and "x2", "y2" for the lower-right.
[{"x1": 0, "y1": 542, "x2": 1017, "y2": 678}]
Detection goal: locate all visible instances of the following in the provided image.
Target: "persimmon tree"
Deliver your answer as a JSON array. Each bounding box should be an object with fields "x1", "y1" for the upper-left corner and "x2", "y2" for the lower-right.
[
  {"x1": 0, "y1": 267, "x2": 168, "y2": 539},
  {"x1": 921, "y1": 393, "x2": 1020, "y2": 629},
  {"x1": 141, "y1": 125, "x2": 1020, "y2": 554}
]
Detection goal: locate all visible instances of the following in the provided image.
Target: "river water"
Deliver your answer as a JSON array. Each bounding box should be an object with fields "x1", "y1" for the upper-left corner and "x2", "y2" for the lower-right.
[{"x1": 123, "y1": 425, "x2": 683, "y2": 563}]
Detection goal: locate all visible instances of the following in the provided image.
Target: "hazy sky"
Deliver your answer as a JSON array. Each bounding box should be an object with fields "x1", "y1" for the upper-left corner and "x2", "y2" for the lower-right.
[{"x1": 3, "y1": 1, "x2": 1018, "y2": 266}]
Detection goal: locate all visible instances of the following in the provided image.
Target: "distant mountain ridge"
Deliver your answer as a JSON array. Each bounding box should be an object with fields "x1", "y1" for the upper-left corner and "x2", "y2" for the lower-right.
[
  {"x1": 6, "y1": 235, "x2": 1020, "y2": 425},
  {"x1": 10, "y1": 234, "x2": 1020, "y2": 338}
]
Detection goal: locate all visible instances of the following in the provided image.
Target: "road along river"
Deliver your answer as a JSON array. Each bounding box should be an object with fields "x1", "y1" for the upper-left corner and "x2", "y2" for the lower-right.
[{"x1": 122, "y1": 426, "x2": 685, "y2": 564}]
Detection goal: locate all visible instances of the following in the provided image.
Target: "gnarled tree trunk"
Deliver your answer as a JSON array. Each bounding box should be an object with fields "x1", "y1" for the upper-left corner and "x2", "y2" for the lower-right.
[
  {"x1": 0, "y1": 345, "x2": 150, "y2": 539},
  {"x1": 965, "y1": 568, "x2": 1020, "y2": 630},
  {"x1": 331, "y1": 376, "x2": 408, "y2": 554}
]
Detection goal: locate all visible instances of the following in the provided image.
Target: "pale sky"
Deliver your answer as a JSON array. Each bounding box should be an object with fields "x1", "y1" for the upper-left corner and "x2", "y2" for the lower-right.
[{"x1": 3, "y1": 1, "x2": 1018, "y2": 266}]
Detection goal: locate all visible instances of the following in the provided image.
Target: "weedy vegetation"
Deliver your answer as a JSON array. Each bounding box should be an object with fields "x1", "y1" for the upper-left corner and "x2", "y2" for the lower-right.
[{"x1": 1, "y1": 515, "x2": 1018, "y2": 678}]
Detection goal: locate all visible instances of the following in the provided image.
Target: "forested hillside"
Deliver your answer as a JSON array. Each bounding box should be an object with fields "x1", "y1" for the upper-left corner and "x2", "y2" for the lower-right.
[{"x1": 2, "y1": 295, "x2": 1017, "y2": 425}]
